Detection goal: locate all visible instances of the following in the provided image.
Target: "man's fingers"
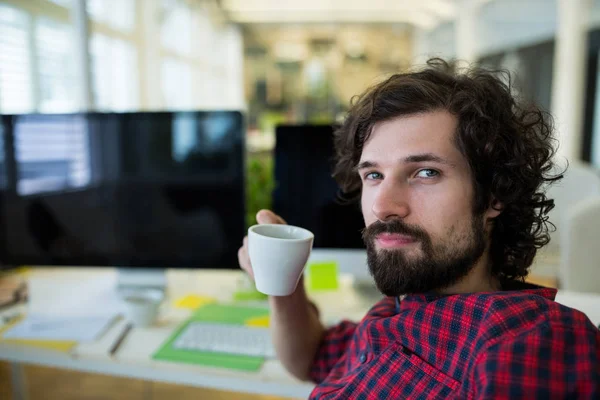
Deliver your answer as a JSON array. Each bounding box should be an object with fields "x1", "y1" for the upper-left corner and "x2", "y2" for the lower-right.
[
  {"x1": 238, "y1": 245, "x2": 254, "y2": 279},
  {"x1": 256, "y1": 209, "x2": 286, "y2": 225}
]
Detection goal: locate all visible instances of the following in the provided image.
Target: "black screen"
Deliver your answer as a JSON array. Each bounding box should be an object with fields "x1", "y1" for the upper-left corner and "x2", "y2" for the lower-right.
[
  {"x1": 0, "y1": 111, "x2": 245, "y2": 269},
  {"x1": 0, "y1": 116, "x2": 9, "y2": 271},
  {"x1": 273, "y1": 125, "x2": 365, "y2": 249}
]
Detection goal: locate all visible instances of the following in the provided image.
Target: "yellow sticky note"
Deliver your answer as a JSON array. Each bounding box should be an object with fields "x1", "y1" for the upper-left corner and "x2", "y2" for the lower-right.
[
  {"x1": 174, "y1": 295, "x2": 217, "y2": 310},
  {"x1": 245, "y1": 315, "x2": 270, "y2": 328},
  {"x1": 307, "y1": 261, "x2": 339, "y2": 291}
]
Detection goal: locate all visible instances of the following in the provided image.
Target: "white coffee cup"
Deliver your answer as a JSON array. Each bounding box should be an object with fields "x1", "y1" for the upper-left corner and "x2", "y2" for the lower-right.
[
  {"x1": 120, "y1": 289, "x2": 163, "y2": 327},
  {"x1": 248, "y1": 224, "x2": 314, "y2": 296}
]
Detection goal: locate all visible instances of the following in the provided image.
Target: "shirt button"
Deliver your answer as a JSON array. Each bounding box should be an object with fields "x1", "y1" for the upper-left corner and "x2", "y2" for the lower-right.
[{"x1": 359, "y1": 353, "x2": 367, "y2": 363}]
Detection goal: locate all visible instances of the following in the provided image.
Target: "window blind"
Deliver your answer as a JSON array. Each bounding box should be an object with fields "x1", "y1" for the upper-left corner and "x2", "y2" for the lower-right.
[{"x1": 0, "y1": 4, "x2": 34, "y2": 113}]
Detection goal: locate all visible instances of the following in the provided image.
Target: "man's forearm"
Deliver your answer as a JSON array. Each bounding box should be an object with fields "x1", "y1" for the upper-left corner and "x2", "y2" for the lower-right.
[{"x1": 269, "y1": 285, "x2": 325, "y2": 381}]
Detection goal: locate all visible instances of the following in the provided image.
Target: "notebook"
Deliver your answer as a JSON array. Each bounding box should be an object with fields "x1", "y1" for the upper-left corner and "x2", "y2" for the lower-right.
[{"x1": 152, "y1": 303, "x2": 270, "y2": 371}]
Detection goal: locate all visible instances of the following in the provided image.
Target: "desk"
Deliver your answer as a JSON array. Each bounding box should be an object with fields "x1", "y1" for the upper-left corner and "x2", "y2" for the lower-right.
[{"x1": 1, "y1": 268, "x2": 599, "y2": 400}]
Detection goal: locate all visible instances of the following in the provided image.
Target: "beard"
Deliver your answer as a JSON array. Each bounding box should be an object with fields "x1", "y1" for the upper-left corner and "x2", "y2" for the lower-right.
[{"x1": 362, "y1": 216, "x2": 487, "y2": 297}]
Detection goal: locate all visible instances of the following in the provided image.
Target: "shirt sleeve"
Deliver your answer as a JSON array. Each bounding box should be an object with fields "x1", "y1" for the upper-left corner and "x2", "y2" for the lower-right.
[
  {"x1": 473, "y1": 321, "x2": 600, "y2": 399},
  {"x1": 309, "y1": 320, "x2": 358, "y2": 384}
]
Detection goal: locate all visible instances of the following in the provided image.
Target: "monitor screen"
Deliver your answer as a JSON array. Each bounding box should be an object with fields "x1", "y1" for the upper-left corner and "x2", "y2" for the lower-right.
[
  {"x1": 0, "y1": 111, "x2": 245, "y2": 269},
  {"x1": 0, "y1": 116, "x2": 9, "y2": 272},
  {"x1": 273, "y1": 124, "x2": 365, "y2": 249}
]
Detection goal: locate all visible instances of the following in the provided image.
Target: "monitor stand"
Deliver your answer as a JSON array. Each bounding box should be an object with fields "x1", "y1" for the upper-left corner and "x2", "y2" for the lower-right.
[{"x1": 116, "y1": 268, "x2": 167, "y2": 294}]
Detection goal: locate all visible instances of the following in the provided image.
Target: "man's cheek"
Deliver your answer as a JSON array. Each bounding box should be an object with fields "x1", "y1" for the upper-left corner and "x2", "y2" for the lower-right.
[{"x1": 361, "y1": 196, "x2": 374, "y2": 224}]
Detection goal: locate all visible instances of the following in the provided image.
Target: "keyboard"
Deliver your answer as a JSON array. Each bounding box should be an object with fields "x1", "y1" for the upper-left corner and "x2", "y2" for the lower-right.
[{"x1": 172, "y1": 321, "x2": 277, "y2": 358}]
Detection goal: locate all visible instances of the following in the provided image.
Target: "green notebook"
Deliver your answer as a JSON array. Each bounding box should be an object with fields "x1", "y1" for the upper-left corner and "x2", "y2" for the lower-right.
[{"x1": 152, "y1": 303, "x2": 270, "y2": 371}]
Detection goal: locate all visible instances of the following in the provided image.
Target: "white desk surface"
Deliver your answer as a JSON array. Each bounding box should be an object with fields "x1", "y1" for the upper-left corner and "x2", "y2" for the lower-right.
[{"x1": 1, "y1": 268, "x2": 599, "y2": 399}]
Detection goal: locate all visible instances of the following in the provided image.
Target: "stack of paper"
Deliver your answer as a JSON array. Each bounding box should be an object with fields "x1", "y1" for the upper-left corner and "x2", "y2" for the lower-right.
[
  {"x1": 3, "y1": 314, "x2": 116, "y2": 342},
  {"x1": 1, "y1": 271, "x2": 122, "y2": 352}
]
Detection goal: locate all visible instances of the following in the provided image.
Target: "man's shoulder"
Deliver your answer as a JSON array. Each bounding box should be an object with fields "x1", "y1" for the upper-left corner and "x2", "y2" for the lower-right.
[
  {"x1": 467, "y1": 288, "x2": 598, "y2": 344},
  {"x1": 471, "y1": 294, "x2": 600, "y2": 399}
]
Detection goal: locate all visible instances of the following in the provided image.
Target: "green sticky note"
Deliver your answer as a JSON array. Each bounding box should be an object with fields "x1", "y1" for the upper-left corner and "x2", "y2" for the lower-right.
[
  {"x1": 307, "y1": 261, "x2": 339, "y2": 291},
  {"x1": 232, "y1": 288, "x2": 268, "y2": 302}
]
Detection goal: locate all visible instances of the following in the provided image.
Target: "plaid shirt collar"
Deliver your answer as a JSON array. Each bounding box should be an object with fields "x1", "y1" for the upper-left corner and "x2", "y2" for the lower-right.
[{"x1": 394, "y1": 279, "x2": 558, "y2": 314}]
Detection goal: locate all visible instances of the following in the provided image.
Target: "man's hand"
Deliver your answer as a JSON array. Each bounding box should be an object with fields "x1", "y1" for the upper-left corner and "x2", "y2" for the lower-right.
[
  {"x1": 236, "y1": 209, "x2": 323, "y2": 381},
  {"x1": 238, "y1": 209, "x2": 287, "y2": 280}
]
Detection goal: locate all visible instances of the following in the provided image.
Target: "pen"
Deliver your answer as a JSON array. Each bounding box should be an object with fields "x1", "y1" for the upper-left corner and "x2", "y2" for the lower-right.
[{"x1": 109, "y1": 323, "x2": 133, "y2": 357}]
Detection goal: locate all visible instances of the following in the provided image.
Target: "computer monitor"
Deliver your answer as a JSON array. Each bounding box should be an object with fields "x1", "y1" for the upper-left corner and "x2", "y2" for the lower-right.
[
  {"x1": 0, "y1": 115, "x2": 11, "y2": 273},
  {"x1": 0, "y1": 111, "x2": 246, "y2": 281},
  {"x1": 273, "y1": 124, "x2": 368, "y2": 277}
]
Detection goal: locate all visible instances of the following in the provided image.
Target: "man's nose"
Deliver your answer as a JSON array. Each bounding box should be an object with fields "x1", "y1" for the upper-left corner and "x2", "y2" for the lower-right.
[{"x1": 371, "y1": 180, "x2": 410, "y2": 222}]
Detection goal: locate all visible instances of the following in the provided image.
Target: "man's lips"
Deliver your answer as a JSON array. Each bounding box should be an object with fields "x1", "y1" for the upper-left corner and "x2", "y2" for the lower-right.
[{"x1": 375, "y1": 233, "x2": 418, "y2": 248}]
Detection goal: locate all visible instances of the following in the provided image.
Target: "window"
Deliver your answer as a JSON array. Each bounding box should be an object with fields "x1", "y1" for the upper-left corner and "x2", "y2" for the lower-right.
[
  {"x1": 0, "y1": 5, "x2": 34, "y2": 113},
  {"x1": 87, "y1": 0, "x2": 138, "y2": 111},
  {"x1": 0, "y1": 0, "x2": 243, "y2": 114},
  {"x1": 161, "y1": 58, "x2": 192, "y2": 109},
  {"x1": 35, "y1": 17, "x2": 76, "y2": 112},
  {"x1": 47, "y1": 0, "x2": 72, "y2": 7},
  {"x1": 87, "y1": 0, "x2": 135, "y2": 32},
  {"x1": 160, "y1": 0, "x2": 193, "y2": 56},
  {"x1": 90, "y1": 34, "x2": 139, "y2": 110}
]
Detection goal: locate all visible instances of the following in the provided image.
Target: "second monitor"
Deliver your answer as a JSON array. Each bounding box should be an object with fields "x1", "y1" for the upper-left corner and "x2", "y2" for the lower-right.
[{"x1": 273, "y1": 124, "x2": 368, "y2": 276}]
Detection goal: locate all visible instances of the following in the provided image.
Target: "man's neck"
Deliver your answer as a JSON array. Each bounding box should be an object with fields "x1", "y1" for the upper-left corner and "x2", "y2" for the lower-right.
[{"x1": 436, "y1": 252, "x2": 500, "y2": 295}]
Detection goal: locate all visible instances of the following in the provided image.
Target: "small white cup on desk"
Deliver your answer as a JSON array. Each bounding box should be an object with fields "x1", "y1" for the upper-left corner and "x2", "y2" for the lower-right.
[
  {"x1": 120, "y1": 289, "x2": 163, "y2": 327},
  {"x1": 248, "y1": 224, "x2": 314, "y2": 296}
]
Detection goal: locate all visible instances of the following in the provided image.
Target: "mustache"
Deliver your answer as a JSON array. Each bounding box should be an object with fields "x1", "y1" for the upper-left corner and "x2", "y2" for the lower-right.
[{"x1": 361, "y1": 219, "x2": 429, "y2": 243}]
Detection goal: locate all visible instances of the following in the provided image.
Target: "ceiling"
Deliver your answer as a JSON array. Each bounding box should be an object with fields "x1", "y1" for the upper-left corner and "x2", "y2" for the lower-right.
[
  {"x1": 241, "y1": 23, "x2": 413, "y2": 73},
  {"x1": 219, "y1": 0, "x2": 459, "y2": 30}
]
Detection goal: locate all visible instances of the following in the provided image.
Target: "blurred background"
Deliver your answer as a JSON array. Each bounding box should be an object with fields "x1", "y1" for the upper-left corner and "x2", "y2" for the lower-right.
[
  {"x1": 1, "y1": 2, "x2": 600, "y2": 399},
  {"x1": 1, "y1": 0, "x2": 599, "y2": 220}
]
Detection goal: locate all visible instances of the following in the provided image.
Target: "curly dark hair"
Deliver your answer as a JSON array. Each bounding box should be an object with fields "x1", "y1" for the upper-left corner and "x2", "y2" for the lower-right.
[{"x1": 332, "y1": 58, "x2": 563, "y2": 281}]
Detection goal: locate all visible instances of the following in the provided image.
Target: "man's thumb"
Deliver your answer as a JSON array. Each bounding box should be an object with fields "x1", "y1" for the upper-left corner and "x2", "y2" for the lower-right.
[{"x1": 256, "y1": 209, "x2": 285, "y2": 225}]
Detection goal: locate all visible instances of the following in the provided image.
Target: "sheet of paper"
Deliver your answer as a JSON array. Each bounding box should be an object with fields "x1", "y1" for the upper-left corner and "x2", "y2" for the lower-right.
[
  {"x1": 3, "y1": 314, "x2": 117, "y2": 342},
  {"x1": 0, "y1": 314, "x2": 77, "y2": 352},
  {"x1": 5, "y1": 270, "x2": 121, "y2": 341},
  {"x1": 27, "y1": 270, "x2": 124, "y2": 317}
]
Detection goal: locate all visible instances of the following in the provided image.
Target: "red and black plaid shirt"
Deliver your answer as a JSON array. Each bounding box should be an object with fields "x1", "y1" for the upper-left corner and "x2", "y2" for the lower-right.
[{"x1": 309, "y1": 280, "x2": 600, "y2": 399}]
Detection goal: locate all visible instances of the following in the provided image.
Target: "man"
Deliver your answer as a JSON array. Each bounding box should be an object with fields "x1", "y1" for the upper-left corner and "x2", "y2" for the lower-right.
[{"x1": 238, "y1": 59, "x2": 600, "y2": 399}]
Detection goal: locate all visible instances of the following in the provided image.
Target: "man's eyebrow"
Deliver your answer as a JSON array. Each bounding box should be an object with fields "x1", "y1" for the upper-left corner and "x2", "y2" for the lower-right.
[
  {"x1": 355, "y1": 161, "x2": 378, "y2": 171},
  {"x1": 355, "y1": 153, "x2": 455, "y2": 171},
  {"x1": 402, "y1": 153, "x2": 455, "y2": 167}
]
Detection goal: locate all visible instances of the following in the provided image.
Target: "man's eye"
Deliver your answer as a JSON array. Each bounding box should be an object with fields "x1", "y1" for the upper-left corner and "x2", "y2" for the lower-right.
[
  {"x1": 415, "y1": 169, "x2": 439, "y2": 178},
  {"x1": 364, "y1": 172, "x2": 383, "y2": 180}
]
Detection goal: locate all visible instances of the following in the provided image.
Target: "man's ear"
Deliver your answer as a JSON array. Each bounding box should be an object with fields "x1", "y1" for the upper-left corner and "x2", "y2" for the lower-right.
[{"x1": 485, "y1": 198, "x2": 503, "y2": 220}]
